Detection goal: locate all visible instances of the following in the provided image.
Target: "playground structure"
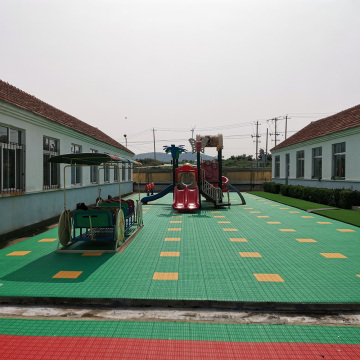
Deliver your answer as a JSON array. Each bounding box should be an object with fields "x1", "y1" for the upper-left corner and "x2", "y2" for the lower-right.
[
  {"x1": 48, "y1": 153, "x2": 143, "y2": 253},
  {"x1": 190, "y1": 134, "x2": 246, "y2": 208},
  {"x1": 141, "y1": 134, "x2": 246, "y2": 209},
  {"x1": 173, "y1": 165, "x2": 200, "y2": 211}
]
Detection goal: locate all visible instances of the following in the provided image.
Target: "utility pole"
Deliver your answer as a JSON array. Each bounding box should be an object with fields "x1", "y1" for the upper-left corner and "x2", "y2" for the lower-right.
[
  {"x1": 284, "y1": 115, "x2": 291, "y2": 140},
  {"x1": 251, "y1": 121, "x2": 261, "y2": 168},
  {"x1": 270, "y1": 117, "x2": 280, "y2": 146},
  {"x1": 265, "y1": 128, "x2": 268, "y2": 165},
  {"x1": 152, "y1": 128, "x2": 156, "y2": 160},
  {"x1": 123, "y1": 134, "x2": 127, "y2": 148},
  {"x1": 191, "y1": 126, "x2": 196, "y2": 139}
]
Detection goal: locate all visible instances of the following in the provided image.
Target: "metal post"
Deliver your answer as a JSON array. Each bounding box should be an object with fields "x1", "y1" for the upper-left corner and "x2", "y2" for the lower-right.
[
  {"x1": 218, "y1": 148, "x2": 222, "y2": 203},
  {"x1": 153, "y1": 128, "x2": 156, "y2": 160},
  {"x1": 197, "y1": 150, "x2": 201, "y2": 209}
]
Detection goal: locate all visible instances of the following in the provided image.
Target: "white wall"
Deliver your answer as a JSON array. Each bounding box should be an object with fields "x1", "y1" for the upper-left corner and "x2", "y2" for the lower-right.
[
  {"x1": 0, "y1": 101, "x2": 134, "y2": 236},
  {"x1": 271, "y1": 128, "x2": 360, "y2": 190}
]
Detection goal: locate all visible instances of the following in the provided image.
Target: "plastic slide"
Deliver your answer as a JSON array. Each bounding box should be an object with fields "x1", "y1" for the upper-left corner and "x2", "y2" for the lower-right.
[
  {"x1": 173, "y1": 186, "x2": 200, "y2": 211},
  {"x1": 141, "y1": 184, "x2": 174, "y2": 204},
  {"x1": 224, "y1": 182, "x2": 247, "y2": 205}
]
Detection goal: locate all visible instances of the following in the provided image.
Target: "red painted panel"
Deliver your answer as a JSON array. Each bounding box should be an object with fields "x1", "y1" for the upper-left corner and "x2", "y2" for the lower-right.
[{"x1": 1, "y1": 335, "x2": 359, "y2": 359}]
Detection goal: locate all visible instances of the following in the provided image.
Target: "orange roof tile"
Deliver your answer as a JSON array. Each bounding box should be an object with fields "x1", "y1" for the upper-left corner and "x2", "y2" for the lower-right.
[
  {"x1": 0, "y1": 80, "x2": 133, "y2": 154},
  {"x1": 271, "y1": 104, "x2": 360, "y2": 151}
]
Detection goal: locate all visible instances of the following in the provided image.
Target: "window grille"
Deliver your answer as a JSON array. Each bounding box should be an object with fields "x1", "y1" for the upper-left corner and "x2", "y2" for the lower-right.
[
  {"x1": 0, "y1": 125, "x2": 25, "y2": 194},
  {"x1": 43, "y1": 137, "x2": 60, "y2": 190}
]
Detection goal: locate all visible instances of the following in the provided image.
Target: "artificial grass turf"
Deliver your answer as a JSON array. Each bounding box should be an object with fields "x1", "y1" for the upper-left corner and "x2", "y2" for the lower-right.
[{"x1": 249, "y1": 191, "x2": 360, "y2": 227}]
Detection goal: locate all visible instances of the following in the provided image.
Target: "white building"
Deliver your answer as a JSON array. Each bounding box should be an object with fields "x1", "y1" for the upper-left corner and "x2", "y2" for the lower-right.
[
  {"x1": 271, "y1": 104, "x2": 360, "y2": 191},
  {"x1": 0, "y1": 80, "x2": 134, "y2": 238}
]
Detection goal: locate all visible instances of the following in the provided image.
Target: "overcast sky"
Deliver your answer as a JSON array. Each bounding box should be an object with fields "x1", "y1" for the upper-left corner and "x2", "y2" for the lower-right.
[{"x1": 1, "y1": 0, "x2": 359, "y2": 158}]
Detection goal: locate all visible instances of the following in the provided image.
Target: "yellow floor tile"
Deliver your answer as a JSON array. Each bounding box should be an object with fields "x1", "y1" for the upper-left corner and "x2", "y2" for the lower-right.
[
  {"x1": 258, "y1": 216, "x2": 269, "y2": 218},
  {"x1": 317, "y1": 222, "x2": 332, "y2": 224},
  {"x1": 243, "y1": 208, "x2": 253, "y2": 210},
  {"x1": 320, "y1": 253, "x2": 347, "y2": 258},
  {"x1": 214, "y1": 216, "x2": 225, "y2": 218},
  {"x1": 230, "y1": 238, "x2": 248, "y2": 242},
  {"x1": 279, "y1": 229, "x2": 296, "y2": 232},
  {"x1": 218, "y1": 221, "x2": 230, "y2": 223},
  {"x1": 153, "y1": 272, "x2": 178, "y2": 280},
  {"x1": 250, "y1": 211, "x2": 260, "y2": 213},
  {"x1": 254, "y1": 274, "x2": 284, "y2": 282},
  {"x1": 211, "y1": 211, "x2": 221, "y2": 213},
  {"x1": 6, "y1": 251, "x2": 31, "y2": 256},
  {"x1": 223, "y1": 228, "x2": 238, "y2": 232},
  {"x1": 337, "y1": 229, "x2": 355, "y2": 232},
  {"x1": 160, "y1": 252, "x2": 180, "y2": 257},
  {"x1": 239, "y1": 252, "x2": 262, "y2": 257},
  {"x1": 168, "y1": 228, "x2": 181, "y2": 231},
  {"x1": 170, "y1": 221, "x2": 182, "y2": 223},
  {"x1": 296, "y1": 239, "x2": 317, "y2": 243},
  {"x1": 82, "y1": 252, "x2": 103, "y2": 256},
  {"x1": 357, "y1": 275, "x2": 360, "y2": 278},
  {"x1": 164, "y1": 238, "x2": 181, "y2": 241},
  {"x1": 289, "y1": 211, "x2": 300, "y2": 213},
  {"x1": 267, "y1": 221, "x2": 281, "y2": 224},
  {"x1": 279, "y1": 208, "x2": 289, "y2": 210},
  {"x1": 302, "y1": 216, "x2": 314, "y2": 218},
  {"x1": 53, "y1": 271, "x2": 83, "y2": 279},
  {"x1": 271, "y1": 205, "x2": 280, "y2": 207},
  {"x1": 38, "y1": 238, "x2": 57, "y2": 242},
  {"x1": 172, "y1": 216, "x2": 182, "y2": 218}
]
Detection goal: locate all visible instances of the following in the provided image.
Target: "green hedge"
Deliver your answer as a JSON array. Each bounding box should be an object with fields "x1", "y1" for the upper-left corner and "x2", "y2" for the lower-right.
[{"x1": 263, "y1": 182, "x2": 360, "y2": 209}]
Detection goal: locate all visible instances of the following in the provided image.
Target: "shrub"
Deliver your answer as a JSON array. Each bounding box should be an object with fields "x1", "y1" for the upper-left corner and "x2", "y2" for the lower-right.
[
  {"x1": 279, "y1": 185, "x2": 290, "y2": 196},
  {"x1": 263, "y1": 182, "x2": 281, "y2": 194},
  {"x1": 339, "y1": 190, "x2": 354, "y2": 209},
  {"x1": 328, "y1": 188, "x2": 341, "y2": 207}
]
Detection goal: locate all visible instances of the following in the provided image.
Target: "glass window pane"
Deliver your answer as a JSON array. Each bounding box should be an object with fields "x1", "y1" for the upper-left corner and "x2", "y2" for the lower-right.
[
  {"x1": 9, "y1": 129, "x2": 20, "y2": 143},
  {"x1": 49, "y1": 139, "x2": 57, "y2": 152},
  {"x1": 0, "y1": 126, "x2": 8, "y2": 143},
  {"x1": 51, "y1": 162, "x2": 58, "y2": 186},
  {"x1": 43, "y1": 154, "x2": 50, "y2": 186},
  {"x1": 4, "y1": 149, "x2": 16, "y2": 188},
  {"x1": 43, "y1": 137, "x2": 49, "y2": 150}
]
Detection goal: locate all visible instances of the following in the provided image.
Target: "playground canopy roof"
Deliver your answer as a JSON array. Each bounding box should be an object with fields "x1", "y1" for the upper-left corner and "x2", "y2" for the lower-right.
[{"x1": 48, "y1": 153, "x2": 142, "y2": 166}]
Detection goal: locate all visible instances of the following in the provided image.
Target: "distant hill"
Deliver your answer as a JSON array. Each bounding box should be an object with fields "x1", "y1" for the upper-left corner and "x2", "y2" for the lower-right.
[{"x1": 133, "y1": 152, "x2": 214, "y2": 162}]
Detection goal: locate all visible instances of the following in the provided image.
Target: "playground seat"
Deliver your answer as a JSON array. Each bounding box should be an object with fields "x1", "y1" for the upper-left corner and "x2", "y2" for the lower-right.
[
  {"x1": 72, "y1": 209, "x2": 115, "y2": 242},
  {"x1": 73, "y1": 209, "x2": 113, "y2": 228}
]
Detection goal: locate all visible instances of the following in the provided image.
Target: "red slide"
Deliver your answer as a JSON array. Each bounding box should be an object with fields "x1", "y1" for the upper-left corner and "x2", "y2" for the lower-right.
[{"x1": 173, "y1": 186, "x2": 200, "y2": 211}]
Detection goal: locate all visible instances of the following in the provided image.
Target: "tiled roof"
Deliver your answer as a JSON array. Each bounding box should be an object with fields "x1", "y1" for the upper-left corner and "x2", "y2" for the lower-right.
[
  {"x1": 0, "y1": 80, "x2": 133, "y2": 154},
  {"x1": 271, "y1": 104, "x2": 360, "y2": 151}
]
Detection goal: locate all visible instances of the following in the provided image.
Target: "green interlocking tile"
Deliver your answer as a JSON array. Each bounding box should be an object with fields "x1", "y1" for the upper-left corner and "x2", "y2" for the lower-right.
[{"x1": 0, "y1": 192, "x2": 359, "y2": 303}]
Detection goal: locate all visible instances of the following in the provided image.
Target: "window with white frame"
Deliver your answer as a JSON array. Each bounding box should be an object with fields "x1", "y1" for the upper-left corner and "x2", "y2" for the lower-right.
[
  {"x1": 0, "y1": 125, "x2": 25, "y2": 194},
  {"x1": 71, "y1": 144, "x2": 82, "y2": 185},
  {"x1": 332, "y1": 142, "x2": 346, "y2": 179},
  {"x1": 285, "y1": 153, "x2": 290, "y2": 178},
  {"x1": 104, "y1": 165, "x2": 110, "y2": 183},
  {"x1": 90, "y1": 149, "x2": 98, "y2": 184},
  {"x1": 43, "y1": 137, "x2": 60, "y2": 189},
  {"x1": 312, "y1": 147, "x2": 322, "y2": 179},
  {"x1": 296, "y1": 150, "x2": 304, "y2": 178},
  {"x1": 122, "y1": 164, "x2": 126, "y2": 181},
  {"x1": 274, "y1": 156, "x2": 280, "y2": 178},
  {"x1": 114, "y1": 164, "x2": 119, "y2": 182}
]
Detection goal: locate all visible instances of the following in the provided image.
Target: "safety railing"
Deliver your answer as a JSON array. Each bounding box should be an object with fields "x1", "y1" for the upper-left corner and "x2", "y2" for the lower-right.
[{"x1": 201, "y1": 169, "x2": 222, "y2": 203}]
